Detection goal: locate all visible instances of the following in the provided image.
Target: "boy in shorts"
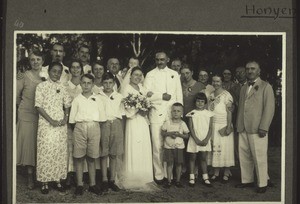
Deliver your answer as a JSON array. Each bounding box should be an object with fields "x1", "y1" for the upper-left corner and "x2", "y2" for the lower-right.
[
  {"x1": 98, "y1": 72, "x2": 124, "y2": 192},
  {"x1": 161, "y1": 103, "x2": 190, "y2": 188},
  {"x1": 69, "y1": 74, "x2": 106, "y2": 195}
]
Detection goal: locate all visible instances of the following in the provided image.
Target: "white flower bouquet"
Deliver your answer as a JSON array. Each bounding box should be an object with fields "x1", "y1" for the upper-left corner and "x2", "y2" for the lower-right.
[{"x1": 123, "y1": 93, "x2": 153, "y2": 115}]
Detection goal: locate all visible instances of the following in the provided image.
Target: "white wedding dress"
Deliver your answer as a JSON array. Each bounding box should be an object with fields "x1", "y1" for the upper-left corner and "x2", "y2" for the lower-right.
[{"x1": 120, "y1": 83, "x2": 154, "y2": 190}]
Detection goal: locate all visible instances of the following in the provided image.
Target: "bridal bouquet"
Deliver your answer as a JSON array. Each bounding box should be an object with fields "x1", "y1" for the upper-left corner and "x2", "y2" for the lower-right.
[{"x1": 123, "y1": 93, "x2": 153, "y2": 111}]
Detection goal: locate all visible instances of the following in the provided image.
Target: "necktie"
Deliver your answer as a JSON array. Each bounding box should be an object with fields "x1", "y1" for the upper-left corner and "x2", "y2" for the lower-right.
[
  {"x1": 114, "y1": 75, "x2": 120, "y2": 88},
  {"x1": 248, "y1": 81, "x2": 255, "y2": 86}
]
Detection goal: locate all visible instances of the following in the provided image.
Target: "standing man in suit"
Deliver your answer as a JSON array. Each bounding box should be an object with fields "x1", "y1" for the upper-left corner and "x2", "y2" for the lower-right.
[
  {"x1": 235, "y1": 61, "x2": 275, "y2": 193},
  {"x1": 229, "y1": 66, "x2": 247, "y2": 164},
  {"x1": 143, "y1": 51, "x2": 183, "y2": 184},
  {"x1": 78, "y1": 45, "x2": 92, "y2": 74},
  {"x1": 42, "y1": 43, "x2": 71, "y2": 83},
  {"x1": 107, "y1": 57, "x2": 123, "y2": 92}
]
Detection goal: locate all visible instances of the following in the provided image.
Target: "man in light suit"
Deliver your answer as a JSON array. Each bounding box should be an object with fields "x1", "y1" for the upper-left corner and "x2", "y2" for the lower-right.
[
  {"x1": 143, "y1": 51, "x2": 183, "y2": 184},
  {"x1": 235, "y1": 61, "x2": 275, "y2": 193}
]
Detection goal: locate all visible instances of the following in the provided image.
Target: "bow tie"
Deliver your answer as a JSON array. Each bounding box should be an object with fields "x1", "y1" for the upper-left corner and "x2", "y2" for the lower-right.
[{"x1": 248, "y1": 81, "x2": 255, "y2": 86}]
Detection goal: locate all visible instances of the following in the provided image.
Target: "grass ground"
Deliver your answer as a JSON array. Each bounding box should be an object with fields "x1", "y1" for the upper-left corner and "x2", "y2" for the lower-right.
[{"x1": 15, "y1": 146, "x2": 282, "y2": 203}]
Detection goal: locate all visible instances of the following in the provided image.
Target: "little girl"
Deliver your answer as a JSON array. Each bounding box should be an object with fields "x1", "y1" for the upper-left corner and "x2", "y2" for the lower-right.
[{"x1": 186, "y1": 92, "x2": 214, "y2": 187}]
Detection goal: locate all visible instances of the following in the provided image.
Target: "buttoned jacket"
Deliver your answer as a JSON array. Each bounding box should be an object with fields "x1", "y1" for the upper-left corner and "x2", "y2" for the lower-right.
[{"x1": 236, "y1": 77, "x2": 275, "y2": 134}]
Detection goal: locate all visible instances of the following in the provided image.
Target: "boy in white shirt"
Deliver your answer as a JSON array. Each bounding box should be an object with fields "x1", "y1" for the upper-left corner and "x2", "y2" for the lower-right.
[
  {"x1": 161, "y1": 103, "x2": 189, "y2": 188},
  {"x1": 98, "y1": 72, "x2": 124, "y2": 192},
  {"x1": 69, "y1": 74, "x2": 106, "y2": 196}
]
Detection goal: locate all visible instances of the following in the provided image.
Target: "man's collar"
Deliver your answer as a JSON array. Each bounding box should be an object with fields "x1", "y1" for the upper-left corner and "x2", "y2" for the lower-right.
[{"x1": 157, "y1": 66, "x2": 168, "y2": 72}]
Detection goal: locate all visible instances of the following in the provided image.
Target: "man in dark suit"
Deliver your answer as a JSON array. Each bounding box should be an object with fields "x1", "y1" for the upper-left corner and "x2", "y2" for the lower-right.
[
  {"x1": 235, "y1": 61, "x2": 275, "y2": 193},
  {"x1": 229, "y1": 66, "x2": 247, "y2": 163}
]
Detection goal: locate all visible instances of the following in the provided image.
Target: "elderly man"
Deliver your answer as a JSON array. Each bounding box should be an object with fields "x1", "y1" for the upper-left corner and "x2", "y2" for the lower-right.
[
  {"x1": 222, "y1": 69, "x2": 235, "y2": 91},
  {"x1": 198, "y1": 69, "x2": 214, "y2": 98},
  {"x1": 170, "y1": 59, "x2": 182, "y2": 74},
  {"x1": 143, "y1": 51, "x2": 183, "y2": 184},
  {"x1": 235, "y1": 61, "x2": 275, "y2": 193},
  {"x1": 78, "y1": 45, "x2": 92, "y2": 74},
  {"x1": 42, "y1": 43, "x2": 70, "y2": 83},
  {"x1": 107, "y1": 57, "x2": 123, "y2": 91}
]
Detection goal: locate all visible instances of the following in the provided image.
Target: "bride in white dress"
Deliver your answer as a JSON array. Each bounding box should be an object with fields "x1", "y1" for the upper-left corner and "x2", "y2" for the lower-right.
[{"x1": 120, "y1": 67, "x2": 154, "y2": 190}]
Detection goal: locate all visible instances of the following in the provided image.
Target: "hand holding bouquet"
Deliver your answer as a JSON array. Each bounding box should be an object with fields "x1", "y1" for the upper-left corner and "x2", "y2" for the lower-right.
[{"x1": 123, "y1": 93, "x2": 153, "y2": 116}]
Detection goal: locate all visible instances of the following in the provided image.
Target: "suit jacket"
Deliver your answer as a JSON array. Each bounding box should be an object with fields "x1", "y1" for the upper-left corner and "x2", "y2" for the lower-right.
[
  {"x1": 236, "y1": 77, "x2": 275, "y2": 134},
  {"x1": 143, "y1": 66, "x2": 183, "y2": 124}
]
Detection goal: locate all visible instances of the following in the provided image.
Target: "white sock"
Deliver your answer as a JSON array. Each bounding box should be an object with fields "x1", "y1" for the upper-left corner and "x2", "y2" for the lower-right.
[
  {"x1": 202, "y1": 173, "x2": 209, "y2": 180},
  {"x1": 189, "y1": 174, "x2": 195, "y2": 184}
]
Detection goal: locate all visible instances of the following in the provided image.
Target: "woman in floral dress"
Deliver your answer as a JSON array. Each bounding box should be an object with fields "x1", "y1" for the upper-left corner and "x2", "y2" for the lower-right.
[
  {"x1": 208, "y1": 74, "x2": 235, "y2": 184},
  {"x1": 17, "y1": 49, "x2": 44, "y2": 189},
  {"x1": 35, "y1": 62, "x2": 72, "y2": 194}
]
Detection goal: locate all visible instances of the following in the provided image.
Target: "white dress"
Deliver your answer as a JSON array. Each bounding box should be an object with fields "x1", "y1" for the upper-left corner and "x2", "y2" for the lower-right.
[
  {"x1": 121, "y1": 84, "x2": 154, "y2": 190},
  {"x1": 186, "y1": 109, "x2": 214, "y2": 152},
  {"x1": 208, "y1": 90, "x2": 235, "y2": 167}
]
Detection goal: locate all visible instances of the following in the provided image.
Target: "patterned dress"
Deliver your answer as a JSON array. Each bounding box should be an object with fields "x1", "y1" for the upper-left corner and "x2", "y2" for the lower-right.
[
  {"x1": 35, "y1": 80, "x2": 72, "y2": 182},
  {"x1": 208, "y1": 90, "x2": 235, "y2": 167},
  {"x1": 17, "y1": 71, "x2": 43, "y2": 166}
]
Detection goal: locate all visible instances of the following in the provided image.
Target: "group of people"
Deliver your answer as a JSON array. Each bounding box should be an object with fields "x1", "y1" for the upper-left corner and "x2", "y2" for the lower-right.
[{"x1": 16, "y1": 42, "x2": 275, "y2": 197}]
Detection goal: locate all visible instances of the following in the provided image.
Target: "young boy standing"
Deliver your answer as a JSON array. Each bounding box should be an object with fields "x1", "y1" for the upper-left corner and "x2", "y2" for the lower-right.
[
  {"x1": 98, "y1": 72, "x2": 124, "y2": 192},
  {"x1": 161, "y1": 103, "x2": 189, "y2": 188},
  {"x1": 69, "y1": 74, "x2": 106, "y2": 196}
]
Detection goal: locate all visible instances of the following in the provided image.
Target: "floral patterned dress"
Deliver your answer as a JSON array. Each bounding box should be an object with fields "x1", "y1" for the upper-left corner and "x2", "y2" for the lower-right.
[
  {"x1": 208, "y1": 90, "x2": 235, "y2": 167},
  {"x1": 35, "y1": 80, "x2": 72, "y2": 182}
]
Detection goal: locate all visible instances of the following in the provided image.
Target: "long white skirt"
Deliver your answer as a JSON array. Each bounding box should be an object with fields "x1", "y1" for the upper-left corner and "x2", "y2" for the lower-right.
[{"x1": 120, "y1": 115, "x2": 154, "y2": 190}]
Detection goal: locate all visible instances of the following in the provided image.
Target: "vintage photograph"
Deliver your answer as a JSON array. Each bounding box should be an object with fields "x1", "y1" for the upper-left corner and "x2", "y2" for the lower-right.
[{"x1": 13, "y1": 31, "x2": 284, "y2": 203}]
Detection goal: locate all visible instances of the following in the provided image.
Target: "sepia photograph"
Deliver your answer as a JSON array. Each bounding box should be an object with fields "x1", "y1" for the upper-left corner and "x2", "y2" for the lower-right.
[{"x1": 13, "y1": 31, "x2": 285, "y2": 203}]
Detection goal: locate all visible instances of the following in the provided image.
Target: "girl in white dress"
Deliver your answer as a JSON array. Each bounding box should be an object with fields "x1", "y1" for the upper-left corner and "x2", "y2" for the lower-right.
[
  {"x1": 186, "y1": 92, "x2": 214, "y2": 187},
  {"x1": 121, "y1": 67, "x2": 154, "y2": 189}
]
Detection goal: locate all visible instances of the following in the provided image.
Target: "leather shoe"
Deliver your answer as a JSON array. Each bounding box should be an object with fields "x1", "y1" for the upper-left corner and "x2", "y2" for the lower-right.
[
  {"x1": 74, "y1": 186, "x2": 84, "y2": 195},
  {"x1": 257, "y1": 186, "x2": 267, "y2": 193},
  {"x1": 109, "y1": 181, "x2": 120, "y2": 192},
  {"x1": 155, "y1": 178, "x2": 165, "y2": 185},
  {"x1": 101, "y1": 181, "x2": 109, "y2": 192},
  {"x1": 235, "y1": 182, "x2": 255, "y2": 188},
  {"x1": 88, "y1": 185, "x2": 102, "y2": 195}
]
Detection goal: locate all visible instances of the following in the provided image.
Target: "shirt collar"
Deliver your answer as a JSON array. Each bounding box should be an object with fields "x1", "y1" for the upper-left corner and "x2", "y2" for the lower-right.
[
  {"x1": 157, "y1": 66, "x2": 168, "y2": 72},
  {"x1": 99, "y1": 90, "x2": 116, "y2": 98},
  {"x1": 68, "y1": 80, "x2": 81, "y2": 89}
]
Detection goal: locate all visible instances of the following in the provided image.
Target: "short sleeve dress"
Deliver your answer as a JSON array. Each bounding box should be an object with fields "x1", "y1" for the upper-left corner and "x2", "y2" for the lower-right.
[
  {"x1": 17, "y1": 71, "x2": 43, "y2": 166},
  {"x1": 186, "y1": 109, "x2": 214, "y2": 152},
  {"x1": 35, "y1": 80, "x2": 72, "y2": 182},
  {"x1": 208, "y1": 90, "x2": 235, "y2": 167}
]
